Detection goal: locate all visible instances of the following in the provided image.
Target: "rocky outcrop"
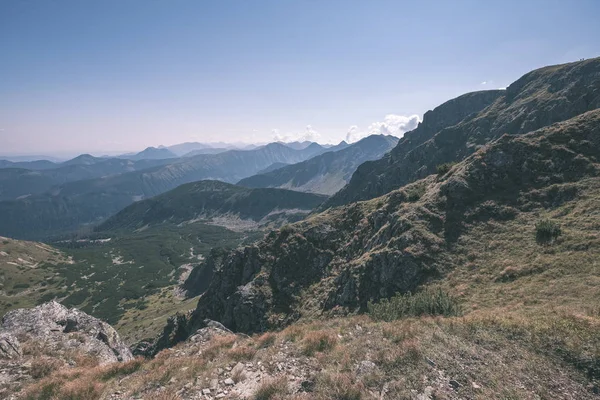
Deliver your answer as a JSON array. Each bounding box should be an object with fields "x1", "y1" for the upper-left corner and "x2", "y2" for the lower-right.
[
  {"x1": 325, "y1": 57, "x2": 600, "y2": 208},
  {"x1": 0, "y1": 301, "x2": 132, "y2": 364}
]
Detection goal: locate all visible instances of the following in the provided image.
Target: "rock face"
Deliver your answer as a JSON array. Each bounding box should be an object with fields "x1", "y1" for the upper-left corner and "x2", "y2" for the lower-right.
[
  {"x1": 0, "y1": 301, "x2": 132, "y2": 364},
  {"x1": 325, "y1": 57, "x2": 600, "y2": 208}
]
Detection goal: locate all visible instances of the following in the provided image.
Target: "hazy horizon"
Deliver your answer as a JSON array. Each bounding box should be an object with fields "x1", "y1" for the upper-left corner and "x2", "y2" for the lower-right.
[{"x1": 2, "y1": 0, "x2": 599, "y2": 156}]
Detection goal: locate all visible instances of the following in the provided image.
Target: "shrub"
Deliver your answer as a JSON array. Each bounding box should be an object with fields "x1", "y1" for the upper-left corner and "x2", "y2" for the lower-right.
[
  {"x1": 30, "y1": 358, "x2": 61, "y2": 379},
  {"x1": 301, "y1": 331, "x2": 337, "y2": 356},
  {"x1": 100, "y1": 358, "x2": 144, "y2": 381},
  {"x1": 367, "y1": 288, "x2": 461, "y2": 321},
  {"x1": 256, "y1": 332, "x2": 277, "y2": 348},
  {"x1": 253, "y1": 377, "x2": 288, "y2": 400},
  {"x1": 60, "y1": 381, "x2": 103, "y2": 400},
  {"x1": 314, "y1": 373, "x2": 364, "y2": 400},
  {"x1": 202, "y1": 335, "x2": 237, "y2": 360},
  {"x1": 228, "y1": 345, "x2": 257, "y2": 361},
  {"x1": 436, "y1": 162, "x2": 456, "y2": 176},
  {"x1": 405, "y1": 185, "x2": 426, "y2": 202},
  {"x1": 13, "y1": 283, "x2": 31, "y2": 289},
  {"x1": 535, "y1": 219, "x2": 561, "y2": 243}
]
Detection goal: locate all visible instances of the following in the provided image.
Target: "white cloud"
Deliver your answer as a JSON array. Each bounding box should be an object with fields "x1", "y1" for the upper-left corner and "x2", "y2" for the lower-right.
[
  {"x1": 346, "y1": 114, "x2": 421, "y2": 143},
  {"x1": 272, "y1": 125, "x2": 322, "y2": 143},
  {"x1": 480, "y1": 81, "x2": 488, "y2": 85}
]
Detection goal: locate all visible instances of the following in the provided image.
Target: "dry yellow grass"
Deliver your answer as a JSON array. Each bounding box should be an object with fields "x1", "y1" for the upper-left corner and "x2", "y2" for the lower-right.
[{"x1": 301, "y1": 330, "x2": 338, "y2": 356}]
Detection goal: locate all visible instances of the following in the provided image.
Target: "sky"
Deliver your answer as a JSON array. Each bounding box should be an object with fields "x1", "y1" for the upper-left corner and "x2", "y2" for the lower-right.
[{"x1": 1, "y1": 0, "x2": 599, "y2": 156}]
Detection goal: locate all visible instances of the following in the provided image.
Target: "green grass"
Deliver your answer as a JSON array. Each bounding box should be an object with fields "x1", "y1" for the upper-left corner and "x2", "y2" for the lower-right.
[
  {"x1": 0, "y1": 222, "x2": 261, "y2": 337},
  {"x1": 51, "y1": 222, "x2": 255, "y2": 325},
  {"x1": 436, "y1": 162, "x2": 457, "y2": 176},
  {"x1": 535, "y1": 218, "x2": 562, "y2": 243},
  {"x1": 368, "y1": 288, "x2": 461, "y2": 321}
]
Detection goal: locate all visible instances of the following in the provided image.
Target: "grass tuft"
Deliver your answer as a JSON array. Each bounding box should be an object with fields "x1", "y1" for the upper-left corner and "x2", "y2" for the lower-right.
[
  {"x1": 301, "y1": 331, "x2": 338, "y2": 356},
  {"x1": 253, "y1": 377, "x2": 288, "y2": 400},
  {"x1": 535, "y1": 218, "x2": 561, "y2": 244},
  {"x1": 367, "y1": 288, "x2": 461, "y2": 321},
  {"x1": 436, "y1": 162, "x2": 456, "y2": 176}
]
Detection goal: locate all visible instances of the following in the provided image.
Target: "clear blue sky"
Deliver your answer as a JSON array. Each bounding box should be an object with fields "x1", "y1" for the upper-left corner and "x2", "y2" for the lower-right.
[{"x1": 1, "y1": 0, "x2": 599, "y2": 155}]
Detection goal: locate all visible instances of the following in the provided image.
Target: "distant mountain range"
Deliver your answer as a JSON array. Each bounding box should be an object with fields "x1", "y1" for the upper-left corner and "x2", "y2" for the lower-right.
[
  {"x1": 0, "y1": 157, "x2": 174, "y2": 201},
  {"x1": 238, "y1": 135, "x2": 398, "y2": 195},
  {"x1": 182, "y1": 148, "x2": 230, "y2": 157},
  {"x1": 0, "y1": 142, "x2": 335, "y2": 239},
  {"x1": 118, "y1": 147, "x2": 178, "y2": 161}
]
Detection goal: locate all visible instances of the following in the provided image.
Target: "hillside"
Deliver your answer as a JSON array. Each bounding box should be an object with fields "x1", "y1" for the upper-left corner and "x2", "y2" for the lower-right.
[
  {"x1": 238, "y1": 135, "x2": 399, "y2": 195},
  {"x1": 0, "y1": 143, "x2": 328, "y2": 240},
  {"x1": 98, "y1": 180, "x2": 328, "y2": 232},
  {"x1": 325, "y1": 57, "x2": 600, "y2": 209},
  {"x1": 0, "y1": 236, "x2": 70, "y2": 314},
  {"x1": 149, "y1": 108, "x2": 600, "y2": 348}
]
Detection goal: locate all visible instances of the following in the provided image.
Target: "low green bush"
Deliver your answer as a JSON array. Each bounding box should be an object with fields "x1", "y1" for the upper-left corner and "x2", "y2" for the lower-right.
[
  {"x1": 368, "y1": 288, "x2": 461, "y2": 321},
  {"x1": 436, "y1": 162, "x2": 456, "y2": 176},
  {"x1": 535, "y1": 219, "x2": 561, "y2": 243}
]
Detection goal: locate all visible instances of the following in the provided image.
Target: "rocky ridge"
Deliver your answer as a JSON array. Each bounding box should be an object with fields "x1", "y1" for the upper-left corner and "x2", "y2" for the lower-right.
[{"x1": 325, "y1": 57, "x2": 600, "y2": 209}]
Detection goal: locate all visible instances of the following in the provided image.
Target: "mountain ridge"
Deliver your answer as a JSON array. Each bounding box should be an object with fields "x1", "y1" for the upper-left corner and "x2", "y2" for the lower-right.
[
  {"x1": 237, "y1": 135, "x2": 399, "y2": 195},
  {"x1": 325, "y1": 57, "x2": 600, "y2": 209}
]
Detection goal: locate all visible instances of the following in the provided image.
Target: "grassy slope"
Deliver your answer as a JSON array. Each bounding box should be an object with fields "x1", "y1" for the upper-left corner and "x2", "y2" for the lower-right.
[
  {"x1": 0, "y1": 236, "x2": 69, "y2": 313},
  {"x1": 0, "y1": 223, "x2": 260, "y2": 343}
]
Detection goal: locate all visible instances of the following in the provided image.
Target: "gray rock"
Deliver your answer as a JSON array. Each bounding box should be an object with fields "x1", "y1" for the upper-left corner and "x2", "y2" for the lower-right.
[
  {"x1": 0, "y1": 333, "x2": 21, "y2": 359},
  {"x1": 203, "y1": 319, "x2": 233, "y2": 334},
  {"x1": 355, "y1": 360, "x2": 377, "y2": 377},
  {"x1": 0, "y1": 301, "x2": 132, "y2": 364},
  {"x1": 224, "y1": 378, "x2": 234, "y2": 386}
]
